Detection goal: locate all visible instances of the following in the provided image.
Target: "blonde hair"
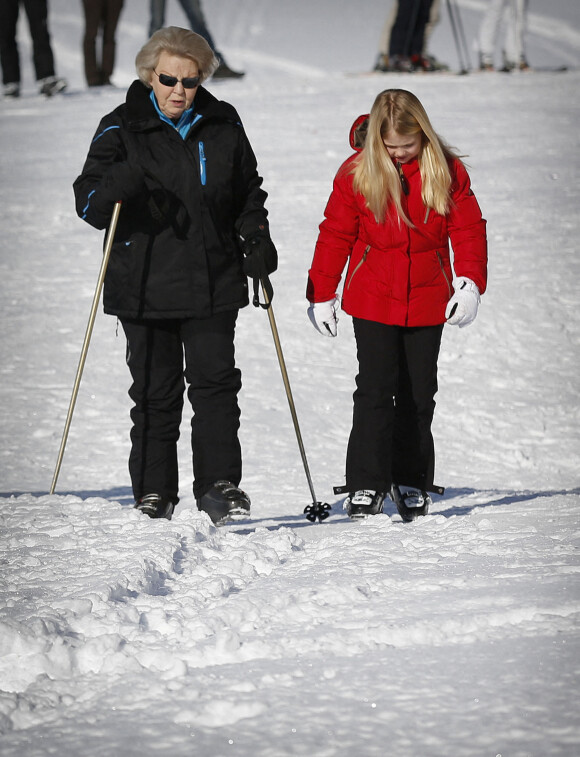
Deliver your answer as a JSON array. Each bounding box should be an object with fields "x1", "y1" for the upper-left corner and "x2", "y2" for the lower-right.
[
  {"x1": 135, "y1": 26, "x2": 219, "y2": 86},
  {"x1": 351, "y1": 89, "x2": 460, "y2": 224}
]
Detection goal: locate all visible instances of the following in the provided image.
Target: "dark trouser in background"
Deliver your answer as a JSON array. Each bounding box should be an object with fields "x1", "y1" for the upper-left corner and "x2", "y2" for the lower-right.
[
  {"x1": 82, "y1": 0, "x2": 124, "y2": 86},
  {"x1": 148, "y1": 0, "x2": 218, "y2": 51},
  {"x1": 389, "y1": 0, "x2": 434, "y2": 57},
  {"x1": 0, "y1": 0, "x2": 55, "y2": 84},
  {"x1": 346, "y1": 318, "x2": 443, "y2": 494},
  {"x1": 121, "y1": 311, "x2": 242, "y2": 504}
]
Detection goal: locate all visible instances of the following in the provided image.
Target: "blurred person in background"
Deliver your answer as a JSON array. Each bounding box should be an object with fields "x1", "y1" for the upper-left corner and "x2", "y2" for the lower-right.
[
  {"x1": 0, "y1": 0, "x2": 67, "y2": 97},
  {"x1": 476, "y1": 0, "x2": 530, "y2": 71},
  {"x1": 149, "y1": 0, "x2": 244, "y2": 78},
  {"x1": 81, "y1": 0, "x2": 125, "y2": 87},
  {"x1": 374, "y1": 0, "x2": 448, "y2": 72}
]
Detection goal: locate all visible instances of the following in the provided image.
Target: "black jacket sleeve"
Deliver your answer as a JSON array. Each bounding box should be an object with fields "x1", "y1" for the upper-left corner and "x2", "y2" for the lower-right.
[
  {"x1": 232, "y1": 124, "x2": 271, "y2": 242},
  {"x1": 73, "y1": 114, "x2": 145, "y2": 230}
]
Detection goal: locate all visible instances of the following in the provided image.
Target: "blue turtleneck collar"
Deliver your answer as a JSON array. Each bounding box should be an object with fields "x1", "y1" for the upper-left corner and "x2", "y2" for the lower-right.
[{"x1": 150, "y1": 90, "x2": 202, "y2": 139}]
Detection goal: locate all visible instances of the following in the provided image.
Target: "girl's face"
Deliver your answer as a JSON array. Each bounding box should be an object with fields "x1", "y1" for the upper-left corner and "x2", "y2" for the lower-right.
[
  {"x1": 150, "y1": 51, "x2": 199, "y2": 119},
  {"x1": 382, "y1": 129, "x2": 422, "y2": 164}
]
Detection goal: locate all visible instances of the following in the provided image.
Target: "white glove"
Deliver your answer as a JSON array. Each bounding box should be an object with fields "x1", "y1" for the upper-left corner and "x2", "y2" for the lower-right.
[
  {"x1": 308, "y1": 298, "x2": 339, "y2": 337},
  {"x1": 445, "y1": 277, "x2": 480, "y2": 328}
]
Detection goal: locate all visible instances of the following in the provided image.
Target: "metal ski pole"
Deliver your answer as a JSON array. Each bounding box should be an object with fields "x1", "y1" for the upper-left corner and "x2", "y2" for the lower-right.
[
  {"x1": 49, "y1": 201, "x2": 122, "y2": 495},
  {"x1": 446, "y1": 0, "x2": 471, "y2": 74},
  {"x1": 260, "y1": 280, "x2": 331, "y2": 522},
  {"x1": 452, "y1": 0, "x2": 472, "y2": 72}
]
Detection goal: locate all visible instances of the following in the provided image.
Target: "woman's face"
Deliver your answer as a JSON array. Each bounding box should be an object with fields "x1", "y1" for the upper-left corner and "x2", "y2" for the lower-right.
[
  {"x1": 382, "y1": 129, "x2": 422, "y2": 164},
  {"x1": 150, "y1": 51, "x2": 200, "y2": 119}
]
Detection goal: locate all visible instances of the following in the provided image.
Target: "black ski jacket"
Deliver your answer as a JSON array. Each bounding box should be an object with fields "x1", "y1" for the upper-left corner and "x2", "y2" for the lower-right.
[{"x1": 73, "y1": 81, "x2": 270, "y2": 319}]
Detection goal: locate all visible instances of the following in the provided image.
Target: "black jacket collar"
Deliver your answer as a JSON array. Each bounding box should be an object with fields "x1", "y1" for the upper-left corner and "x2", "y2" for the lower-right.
[{"x1": 124, "y1": 79, "x2": 240, "y2": 132}]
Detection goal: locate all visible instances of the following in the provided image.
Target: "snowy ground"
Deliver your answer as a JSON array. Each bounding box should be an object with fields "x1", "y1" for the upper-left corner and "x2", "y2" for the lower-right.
[{"x1": 1, "y1": 1, "x2": 579, "y2": 755}]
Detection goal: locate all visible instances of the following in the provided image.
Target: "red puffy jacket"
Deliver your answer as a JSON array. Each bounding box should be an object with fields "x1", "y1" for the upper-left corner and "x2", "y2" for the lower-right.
[{"x1": 307, "y1": 115, "x2": 487, "y2": 327}]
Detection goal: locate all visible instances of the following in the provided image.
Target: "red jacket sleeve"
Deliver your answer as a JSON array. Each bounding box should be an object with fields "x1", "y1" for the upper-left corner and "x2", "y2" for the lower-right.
[
  {"x1": 307, "y1": 160, "x2": 359, "y2": 303},
  {"x1": 447, "y1": 160, "x2": 488, "y2": 294}
]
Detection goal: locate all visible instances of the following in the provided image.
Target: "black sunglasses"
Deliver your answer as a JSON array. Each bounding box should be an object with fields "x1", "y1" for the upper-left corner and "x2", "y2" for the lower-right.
[{"x1": 154, "y1": 71, "x2": 201, "y2": 89}]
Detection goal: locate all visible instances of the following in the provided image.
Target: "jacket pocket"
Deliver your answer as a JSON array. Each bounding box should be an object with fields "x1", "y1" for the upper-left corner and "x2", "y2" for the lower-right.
[
  {"x1": 436, "y1": 250, "x2": 452, "y2": 298},
  {"x1": 346, "y1": 244, "x2": 370, "y2": 290}
]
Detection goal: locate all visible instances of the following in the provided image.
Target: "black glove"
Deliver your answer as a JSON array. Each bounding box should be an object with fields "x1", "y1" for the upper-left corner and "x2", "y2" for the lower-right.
[
  {"x1": 242, "y1": 230, "x2": 278, "y2": 278},
  {"x1": 241, "y1": 229, "x2": 278, "y2": 309},
  {"x1": 105, "y1": 161, "x2": 146, "y2": 202}
]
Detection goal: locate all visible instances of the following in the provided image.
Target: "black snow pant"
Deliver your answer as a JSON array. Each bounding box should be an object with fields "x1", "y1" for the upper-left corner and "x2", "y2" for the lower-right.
[
  {"x1": 389, "y1": 0, "x2": 434, "y2": 57},
  {"x1": 0, "y1": 0, "x2": 55, "y2": 85},
  {"x1": 345, "y1": 318, "x2": 443, "y2": 494},
  {"x1": 121, "y1": 311, "x2": 242, "y2": 504},
  {"x1": 81, "y1": 0, "x2": 124, "y2": 86}
]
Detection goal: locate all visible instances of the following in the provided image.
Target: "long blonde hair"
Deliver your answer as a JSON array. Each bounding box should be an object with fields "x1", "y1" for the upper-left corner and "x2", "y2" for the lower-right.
[{"x1": 351, "y1": 89, "x2": 460, "y2": 224}]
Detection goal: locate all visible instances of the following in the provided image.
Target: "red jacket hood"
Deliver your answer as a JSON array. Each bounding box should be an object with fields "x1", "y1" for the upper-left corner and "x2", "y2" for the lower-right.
[{"x1": 349, "y1": 114, "x2": 369, "y2": 151}]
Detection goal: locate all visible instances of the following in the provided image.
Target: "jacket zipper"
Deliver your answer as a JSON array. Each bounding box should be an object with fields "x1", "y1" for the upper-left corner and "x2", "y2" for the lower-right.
[
  {"x1": 436, "y1": 251, "x2": 452, "y2": 297},
  {"x1": 347, "y1": 245, "x2": 370, "y2": 289},
  {"x1": 198, "y1": 141, "x2": 207, "y2": 186}
]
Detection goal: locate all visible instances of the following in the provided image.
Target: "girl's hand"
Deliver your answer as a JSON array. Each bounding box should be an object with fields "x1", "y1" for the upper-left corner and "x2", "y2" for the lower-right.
[
  {"x1": 445, "y1": 277, "x2": 480, "y2": 328},
  {"x1": 308, "y1": 298, "x2": 339, "y2": 337}
]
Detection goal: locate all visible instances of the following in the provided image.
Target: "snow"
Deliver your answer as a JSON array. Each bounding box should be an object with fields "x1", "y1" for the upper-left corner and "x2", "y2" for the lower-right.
[{"x1": 1, "y1": 0, "x2": 579, "y2": 754}]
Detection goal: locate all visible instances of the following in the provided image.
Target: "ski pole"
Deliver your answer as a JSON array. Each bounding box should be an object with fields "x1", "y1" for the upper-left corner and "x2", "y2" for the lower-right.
[
  {"x1": 260, "y1": 280, "x2": 331, "y2": 522},
  {"x1": 446, "y1": 0, "x2": 471, "y2": 74},
  {"x1": 49, "y1": 201, "x2": 122, "y2": 495}
]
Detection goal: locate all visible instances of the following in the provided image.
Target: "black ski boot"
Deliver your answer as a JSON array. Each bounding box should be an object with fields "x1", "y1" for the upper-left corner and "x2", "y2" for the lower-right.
[
  {"x1": 345, "y1": 490, "x2": 385, "y2": 520},
  {"x1": 212, "y1": 62, "x2": 245, "y2": 79},
  {"x1": 197, "y1": 481, "x2": 250, "y2": 525},
  {"x1": 390, "y1": 484, "x2": 431, "y2": 522},
  {"x1": 134, "y1": 493, "x2": 175, "y2": 520}
]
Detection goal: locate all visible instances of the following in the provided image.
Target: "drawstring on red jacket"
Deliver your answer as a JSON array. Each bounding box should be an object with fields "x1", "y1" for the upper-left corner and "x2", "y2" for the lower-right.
[{"x1": 396, "y1": 161, "x2": 410, "y2": 195}]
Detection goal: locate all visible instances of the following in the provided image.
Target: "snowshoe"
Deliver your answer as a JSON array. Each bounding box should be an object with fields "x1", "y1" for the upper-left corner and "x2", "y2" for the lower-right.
[
  {"x1": 197, "y1": 480, "x2": 250, "y2": 525},
  {"x1": 345, "y1": 490, "x2": 385, "y2": 520},
  {"x1": 390, "y1": 484, "x2": 431, "y2": 522}
]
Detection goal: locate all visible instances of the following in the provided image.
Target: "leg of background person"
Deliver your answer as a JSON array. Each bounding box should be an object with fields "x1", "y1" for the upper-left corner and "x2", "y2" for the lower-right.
[
  {"x1": 82, "y1": 0, "x2": 103, "y2": 86},
  {"x1": 391, "y1": 324, "x2": 443, "y2": 491},
  {"x1": 477, "y1": 0, "x2": 508, "y2": 68},
  {"x1": 389, "y1": 0, "x2": 416, "y2": 56},
  {"x1": 423, "y1": 0, "x2": 440, "y2": 53},
  {"x1": 121, "y1": 318, "x2": 185, "y2": 504},
  {"x1": 175, "y1": 0, "x2": 244, "y2": 76},
  {"x1": 101, "y1": 0, "x2": 124, "y2": 84},
  {"x1": 149, "y1": 0, "x2": 166, "y2": 37},
  {"x1": 22, "y1": 0, "x2": 56, "y2": 80},
  {"x1": 345, "y1": 318, "x2": 399, "y2": 494},
  {"x1": 182, "y1": 311, "x2": 242, "y2": 500},
  {"x1": 409, "y1": 0, "x2": 434, "y2": 57},
  {"x1": 515, "y1": 0, "x2": 529, "y2": 64},
  {"x1": 176, "y1": 0, "x2": 218, "y2": 50},
  {"x1": 504, "y1": 0, "x2": 528, "y2": 67},
  {"x1": 0, "y1": 0, "x2": 21, "y2": 86},
  {"x1": 374, "y1": 1, "x2": 397, "y2": 69}
]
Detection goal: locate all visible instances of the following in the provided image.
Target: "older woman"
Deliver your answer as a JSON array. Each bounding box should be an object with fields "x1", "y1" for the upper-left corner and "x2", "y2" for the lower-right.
[{"x1": 73, "y1": 27, "x2": 277, "y2": 525}]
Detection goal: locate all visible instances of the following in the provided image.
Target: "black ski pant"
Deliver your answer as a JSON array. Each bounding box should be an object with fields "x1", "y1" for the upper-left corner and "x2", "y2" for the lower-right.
[
  {"x1": 345, "y1": 318, "x2": 443, "y2": 494},
  {"x1": 389, "y1": 0, "x2": 434, "y2": 57},
  {"x1": 0, "y1": 0, "x2": 55, "y2": 85},
  {"x1": 121, "y1": 311, "x2": 242, "y2": 504},
  {"x1": 82, "y1": 0, "x2": 124, "y2": 86}
]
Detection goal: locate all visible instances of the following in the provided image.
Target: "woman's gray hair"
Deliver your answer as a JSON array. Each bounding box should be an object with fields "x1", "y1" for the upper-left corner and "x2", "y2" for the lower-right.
[{"x1": 135, "y1": 26, "x2": 219, "y2": 86}]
